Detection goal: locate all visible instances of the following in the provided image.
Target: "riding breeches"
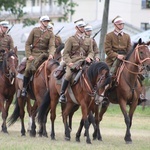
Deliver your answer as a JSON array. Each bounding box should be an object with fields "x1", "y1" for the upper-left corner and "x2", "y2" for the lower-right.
[{"x1": 64, "y1": 66, "x2": 73, "y2": 81}]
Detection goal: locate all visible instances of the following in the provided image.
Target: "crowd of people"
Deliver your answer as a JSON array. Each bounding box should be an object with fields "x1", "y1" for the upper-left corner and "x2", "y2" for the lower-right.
[{"x1": 0, "y1": 15, "x2": 147, "y2": 104}]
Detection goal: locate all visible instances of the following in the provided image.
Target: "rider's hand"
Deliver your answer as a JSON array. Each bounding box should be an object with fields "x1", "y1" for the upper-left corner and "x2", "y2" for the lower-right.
[
  {"x1": 48, "y1": 54, "x2": 53, "y2": 60},
  {"x1": 117, "y1": 54, "x2": 124, "y2": 60},
  {"x1": 28, "y1": 55, "x2": 34, "y2": 61},
  {"x1": 85, "y1": 57, "x2": 91, "y2": 63},
  {"x1": 69, "y1": 63, "x2": 74, "y2": 68}
]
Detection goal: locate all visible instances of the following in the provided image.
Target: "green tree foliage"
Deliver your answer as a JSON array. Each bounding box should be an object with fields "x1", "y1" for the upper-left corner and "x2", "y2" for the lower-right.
[
  {"x1": 55, "y1": 0, "x2": 78, "y2": 22},
  {"x1": 0, "y1": 0, "x2": 25, "y2": 19}
]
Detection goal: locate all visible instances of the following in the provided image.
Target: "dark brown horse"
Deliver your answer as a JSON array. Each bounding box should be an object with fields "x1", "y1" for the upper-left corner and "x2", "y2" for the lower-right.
[
  {"x1": 0, "y1": 48, "x2": 18, "y2": 133},
  {"x1": 8, "y1": 59, "x2": 59, "y2": 136},
  {"x1": 37, "y1": 61, "x2": 110, "y2": 144},
  {"x1": 99, "y1": 39, "x2": 150, "y2": 144}
]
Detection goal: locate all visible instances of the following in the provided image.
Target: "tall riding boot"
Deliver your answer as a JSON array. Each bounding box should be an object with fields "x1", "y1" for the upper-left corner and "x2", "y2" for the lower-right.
[
  {"x1": 21, "y1": 76, "x2": 30, "y2": 97},
  {"x1": 58, "y1": 79, "x2": 69, "y2": 103}
]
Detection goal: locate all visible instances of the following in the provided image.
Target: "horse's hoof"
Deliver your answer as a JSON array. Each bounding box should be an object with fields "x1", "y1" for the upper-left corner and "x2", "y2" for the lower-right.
[
  {"x1": 21, "y1": 134, "x2": 26, "y2": 136},
  {"x1": 51, "y1": 137, "x2": 56, "y2": 140},
  {"x1": 126, "y1": 141, "x2": 132, "y2": 144},
  {"x1": 86, "y1": 140, "x2": 92, "y2": 144},
  {"x1": 65, "y1": 136, "x2": 70, "y2": 141},
  {"x1": 76, "y1": 137, "x2": 80, "y2": 142},
  {"x1": 97, "y1": 138, "x2": 102, "y2": 141}
]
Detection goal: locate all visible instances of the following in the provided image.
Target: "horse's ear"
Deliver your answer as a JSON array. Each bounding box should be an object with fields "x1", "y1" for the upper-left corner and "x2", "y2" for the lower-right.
[{"x1": 138, "y1": 38, "x2": 142, "y2": 45}]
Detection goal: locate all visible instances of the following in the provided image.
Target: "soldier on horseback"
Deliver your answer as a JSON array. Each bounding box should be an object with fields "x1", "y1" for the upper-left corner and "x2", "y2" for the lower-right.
[
  {"x1": 21, "y1": 15, "x2": 55, "y2": 97},
  {"x1": 84, "y1": 24, "x2": 100, "y2": 62},
  {"x1": 58, "y1": 18, "x2": 94, "y2": 103},
  {"x1": 104, "y1": 16, "x2": 147, "y2": 104},
  {"x1": 0, "y1": 21, "x2": 14, "y2": 65}
]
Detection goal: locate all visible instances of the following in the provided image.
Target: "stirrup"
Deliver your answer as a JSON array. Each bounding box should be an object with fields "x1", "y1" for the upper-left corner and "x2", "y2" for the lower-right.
[{"x1": 58, "y1": 94, "x2": 66, "y2": 103}]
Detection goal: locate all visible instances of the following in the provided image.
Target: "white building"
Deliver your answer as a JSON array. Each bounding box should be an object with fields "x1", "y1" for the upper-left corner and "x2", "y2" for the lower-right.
[{"x1": 1, "y1": 0, "x2": 150, "y2": 30}]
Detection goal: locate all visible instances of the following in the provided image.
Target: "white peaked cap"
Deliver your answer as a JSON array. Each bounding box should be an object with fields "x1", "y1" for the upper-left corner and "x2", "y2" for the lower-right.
[
  {"x1": 74, "y1": 18, "x2": 86, "y2": 27},
  {"x1": 0, "y1": 21, "x2": 9, "y2": 27},
  {"x1": 84, "y1": 25, "x2": 93, "y2": 31},
  {"x1": 40, "y1": 15, "x2": 50, "y2": 22},
  {"x1": 112, "y1": 16, "x2": 124, "y2": 24}
]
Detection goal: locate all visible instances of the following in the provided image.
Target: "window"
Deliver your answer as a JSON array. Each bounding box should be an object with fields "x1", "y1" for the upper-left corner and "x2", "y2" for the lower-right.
[
  {"x1": 142, "y1": 0, "x2": 150, "y2": 8},
  {"x1": 141, "y1": 22, "x2": 150, "y2": 30}
]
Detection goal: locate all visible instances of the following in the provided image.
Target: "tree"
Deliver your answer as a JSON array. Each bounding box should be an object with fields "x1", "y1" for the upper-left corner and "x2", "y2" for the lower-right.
[
  {"x1": 0, "y1": 0, "x2": 25, "y2": 20},
  {"x1": 55, "y1": 0, "x2": 78, "y2": 22}
]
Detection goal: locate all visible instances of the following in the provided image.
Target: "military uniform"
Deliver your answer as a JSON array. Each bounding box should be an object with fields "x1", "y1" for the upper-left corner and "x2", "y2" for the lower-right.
[
  {"x1": 104, "y1": 31, "x2": 131, "y2": 67},
  {"x1": 63, "y1": 34, "x2": 94, "y2": 80},
  {"x1": 24, "y1": 27, "x2": 55, "y2": 77},
  {"x1": 0, "y1": 33, "x2": 14, "y2": 62}
]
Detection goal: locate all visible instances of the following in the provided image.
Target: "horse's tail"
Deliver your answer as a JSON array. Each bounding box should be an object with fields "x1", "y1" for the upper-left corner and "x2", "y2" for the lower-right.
[
  {"x1": 7, "y1": 97, "x2": 20, "y2": 126},
  {"x1": 37, "y1": 90, "x2": 50, "y2": 124}
]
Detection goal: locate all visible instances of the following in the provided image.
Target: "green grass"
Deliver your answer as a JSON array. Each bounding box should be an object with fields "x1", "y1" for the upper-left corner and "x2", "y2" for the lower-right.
[{"x1": 0, "y1": 104, "x2": 150, "y2": 150}]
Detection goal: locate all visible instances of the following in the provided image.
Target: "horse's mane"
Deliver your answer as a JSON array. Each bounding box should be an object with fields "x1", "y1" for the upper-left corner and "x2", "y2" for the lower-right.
[
  {"x1": 87, "y1": 62, "x2": 110, "y2": 86},
  {"x1": 1, "y1": 51, "x2": 17, "y2": 73}
]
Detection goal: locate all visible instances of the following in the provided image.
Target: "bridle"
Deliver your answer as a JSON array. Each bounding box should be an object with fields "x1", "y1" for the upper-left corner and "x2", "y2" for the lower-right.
[
  {"x1": 122, "y1": 44, "x2": 150, "y2": 75},
  {"x1": 2, "y1": 52, "x2": 18, "y2": 84}
]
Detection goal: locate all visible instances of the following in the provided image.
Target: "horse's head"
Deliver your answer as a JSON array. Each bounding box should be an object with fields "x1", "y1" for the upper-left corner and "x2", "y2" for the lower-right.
[
  {"x1": 135, "y1": 39, "x2": 150, "y2": 71},
  {"x1": 87, "y1": 62, "x2": 111, "y2": 95},
  {"x1": 3, "y1": 47, "x2": 18, "y2": 79}
]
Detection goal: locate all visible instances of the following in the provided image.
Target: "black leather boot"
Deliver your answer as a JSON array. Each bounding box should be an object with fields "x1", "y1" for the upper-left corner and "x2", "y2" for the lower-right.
[
  {"x1": 58, "y1": 79, "x2": 69, "y2": 103},
  {"x1": 21, "y1": 76, "x2": 30, "y2": 97}
]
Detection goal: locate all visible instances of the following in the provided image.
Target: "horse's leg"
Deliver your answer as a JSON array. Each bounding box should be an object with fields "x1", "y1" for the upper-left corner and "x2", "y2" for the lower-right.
[
  {"x1": 119, "y1": 100, "x2": 132, "y2": 144},
  {"x1": 0, "y1": 96, "x2": 7, "y2": 133},
  {"x1": 76, "y1": 118, "x2": 84, "y2": 142},
  {"x1": 93, "y1": 105, "x2": 102, "y2": 141},
  {"x1": 30, "y1": 101, "x2": 38, "y2": 137},
  {"x1": 26, "y1": 98, "x2": 32, "y2": 132},
  {"x1": 18, "y1": 96, "x2": 27, "y2": 136},
  {"x1": 69, "y1": 104, "x2": 79, "y2": 130},
  {"x1": 63, "y1": 102, "x2": 74, "y2": 141},
  {"x1": 1, "y1": 96, "x2": 13, "y2": 133},
  {"x1": 83, "y1": 111, "x2": 95, "y2": 137},
  {"x1": 80, "y1": 102, "x2": 91, "y2": 144},
  {"x1": 50, "y1": 94, "x2": 59, "y2": 140},
  {"x1": 42, "y1": 109, "x2": 49, "y2": 137},
  {"x1": 98, "y1": 100, "x2": 110, "y2": 141}
]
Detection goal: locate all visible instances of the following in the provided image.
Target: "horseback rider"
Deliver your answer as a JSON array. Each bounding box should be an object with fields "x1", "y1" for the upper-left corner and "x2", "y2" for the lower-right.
[
  {"x1": 21, "y1": 15, "x2": 55, "y2": 97},
  {"x1": 58, "y1": 18, "x2": 94, "y2": 103},
  {"x1": 104, "y1": 16, "x2": 147, "y2": 103},
  {"x1": 104, "y1": 16, "x2": 131, "y2": 76},
  {"x1": 84, "y1": 25, "x2": 100, "y2": 62},
  {"x1": 0, "y1": 21, "x2": 14, "y2": 65}
]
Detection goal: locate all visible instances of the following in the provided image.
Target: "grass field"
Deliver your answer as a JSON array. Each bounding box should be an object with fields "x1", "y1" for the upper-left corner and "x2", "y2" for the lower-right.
[{"x1": 0, "y1": 103, "x2": 150, "y2": 150}]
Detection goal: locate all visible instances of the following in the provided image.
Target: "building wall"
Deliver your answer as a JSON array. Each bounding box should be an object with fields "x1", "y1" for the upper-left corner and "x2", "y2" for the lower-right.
[{"x1": 72, "y1": 0, "x2": 149, "y2": 29}]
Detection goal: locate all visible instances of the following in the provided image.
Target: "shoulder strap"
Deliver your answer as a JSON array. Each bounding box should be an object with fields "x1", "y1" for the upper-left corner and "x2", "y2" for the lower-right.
[{"x1": 32, "y1": 29, "x2": 48, "y2": 49}]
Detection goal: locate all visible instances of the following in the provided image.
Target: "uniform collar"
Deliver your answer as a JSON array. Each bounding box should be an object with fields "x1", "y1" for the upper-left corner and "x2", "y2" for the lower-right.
[
  {"x1": 75, "y1": 33, "x2": 85, "y2": 39},
  {"x1": 114, "y1": 30, "x2": 124, "y2": 36}
]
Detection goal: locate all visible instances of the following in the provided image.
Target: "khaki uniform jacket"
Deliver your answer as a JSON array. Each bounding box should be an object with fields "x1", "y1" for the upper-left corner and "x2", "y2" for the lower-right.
[
  {"x1": 104, "y1": 31, "x2": 131, "y2": 67},
  {"x1": 25, "y1": 27, "x2": 55, "y2": 58},
  {"x1": 0, "y1": 33, "x2": 14, "y2": 61},
  {"x1": 0, "y1": 33, "x2": 14, "y2": 51},
  {"x1": 63, "y1": 35, "x2": 94, "y2": 66},
  {"x1": 93, "y1": 39, "x2": 100, "y2": 60}
]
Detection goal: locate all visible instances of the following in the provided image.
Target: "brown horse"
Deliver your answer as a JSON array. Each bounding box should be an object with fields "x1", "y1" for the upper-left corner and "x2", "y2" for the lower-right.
[
  {"x1": 0, "y1": 48, "x2": 18, "y2": 133},
  {"x1": 8, "y1": 59, "x2": 59, "y2": 136},
  {"x1": 99, "y1": 39, "x2": 150, "y2": 144},
  {"x1": 37, "y1": 61, "x2": 111, "y2": 144}
]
